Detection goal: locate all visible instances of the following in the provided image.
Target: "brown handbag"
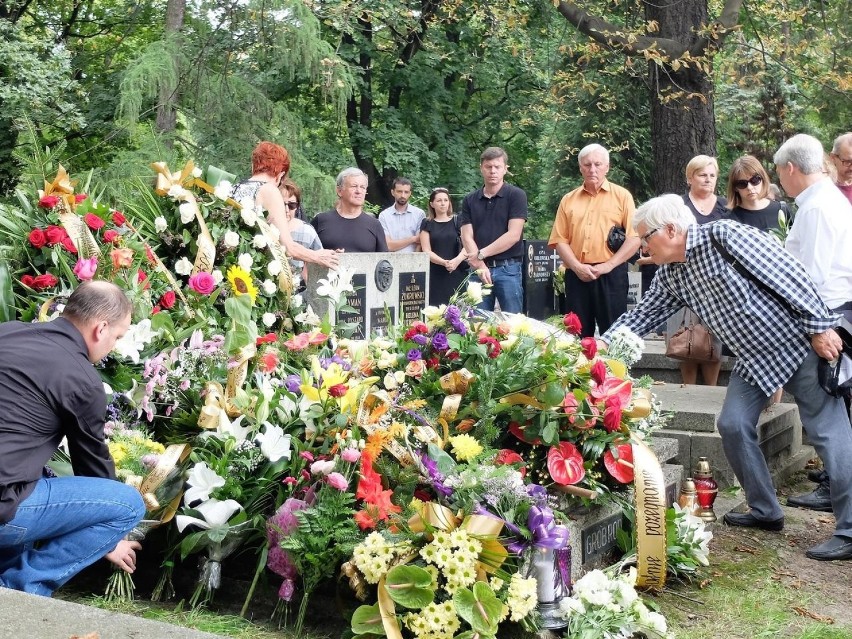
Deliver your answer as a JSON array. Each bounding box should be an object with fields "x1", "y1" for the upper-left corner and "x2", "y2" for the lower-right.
[{"x1": 666, "y1": 321, "x2": 719, "y2": 362}]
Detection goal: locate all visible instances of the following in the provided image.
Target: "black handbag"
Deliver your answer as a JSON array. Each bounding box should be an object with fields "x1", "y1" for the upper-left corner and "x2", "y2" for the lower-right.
[
  {"x1": 607, "y1": 226, "x2": 626, "y2": 253},
  {"x1": 817, "y1": 319, "x2": 852, "y2": 398}
]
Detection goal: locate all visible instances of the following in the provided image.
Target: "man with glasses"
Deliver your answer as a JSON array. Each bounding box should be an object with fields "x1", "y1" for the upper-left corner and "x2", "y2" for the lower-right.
[
  {"x1": 774, "y1": 133, "x2": 852, "y2": 514},
  {"x1": 548, "y1": 143, "x2": 640, "y2": 337},
  {"x1": 601, "y1": 194, "x2": 852, "y2": 562},
  {"x1": 311, "y1": 168, "x2": 388, "y2": 253},
  {"x1": 379, "y1": 177, "x2": 425, "y2": 253},
  {"x1": 830, "y1": 132, "x2": 852, "y2": 205}
]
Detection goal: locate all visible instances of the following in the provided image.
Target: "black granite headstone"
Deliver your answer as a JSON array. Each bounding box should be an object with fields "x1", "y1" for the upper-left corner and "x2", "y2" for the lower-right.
[
  {"x1": 581, "y1": 512, "x2": 623, "y2": 564},
  {"x1": 398, "y1": 271, "x2": 427, "y2": 325},
  {"x1": 338, "y1": 273, "x2": 367, "y2": 339},
  {"x1": 523, "y1": 240, "x2": 563, "y2": 320},
  {"x1": 370, "y1": 306, "x2": 395, "y2": 336}
]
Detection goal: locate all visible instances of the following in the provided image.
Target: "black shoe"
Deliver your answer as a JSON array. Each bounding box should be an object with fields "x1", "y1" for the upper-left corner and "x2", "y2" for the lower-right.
[
  {"x1": 807, "y1": 469, "x2": 829, "y2": 483},
  {"x1": 723, "y1": 511, "x2": 784, "y2": 531},
  {"x1": 805, "y1": 535, "x2": 852, "y2": 561},
  {"x1": 787, "y1": 480, "x2": 833, "y2": 512}
]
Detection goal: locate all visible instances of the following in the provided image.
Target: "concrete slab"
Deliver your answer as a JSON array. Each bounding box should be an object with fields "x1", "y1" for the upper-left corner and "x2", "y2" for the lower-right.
[{"x1": 0, "y1": 588, "x2": 225, "y2": 639}]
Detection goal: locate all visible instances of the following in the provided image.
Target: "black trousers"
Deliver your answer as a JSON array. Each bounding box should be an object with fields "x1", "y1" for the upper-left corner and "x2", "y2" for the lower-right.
[{"x1": 563, "y1": 262, "x2": 629, "y2": 338}]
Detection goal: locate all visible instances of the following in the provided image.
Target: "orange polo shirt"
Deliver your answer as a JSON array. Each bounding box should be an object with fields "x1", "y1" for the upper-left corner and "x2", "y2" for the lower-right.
[{"x1": 547, "y1": 179, "x2": 637, "y2": 264}]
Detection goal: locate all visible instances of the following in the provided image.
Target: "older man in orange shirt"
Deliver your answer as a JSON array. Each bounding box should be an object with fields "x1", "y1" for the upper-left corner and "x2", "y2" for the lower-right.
[{"x1": 548, "y1": 144, "x2": 640, "y2": 337}]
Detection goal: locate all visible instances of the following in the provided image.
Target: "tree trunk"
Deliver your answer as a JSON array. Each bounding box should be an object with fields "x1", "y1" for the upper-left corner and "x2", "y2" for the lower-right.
[
  {"x1": 156, "y1": 0, "x2": 185, "y2": 142},
  {"x1": 645, "y1": 0, "x2": 716, "y2": 195}
]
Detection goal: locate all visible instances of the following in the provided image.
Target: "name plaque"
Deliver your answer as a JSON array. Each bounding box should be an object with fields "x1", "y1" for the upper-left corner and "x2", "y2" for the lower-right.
[
  {"x1": 338, "y1": 273, "x2": 367, "y2": 339},
  {"x1": 398, "y1": 271, "x2": 427, "y2": 325},
  {"x1": 581, "y1": 512, "x2": 623, "y2": 563},
  {"x1": 370, "y1": 306, "x2": 395, "y2": 335}
]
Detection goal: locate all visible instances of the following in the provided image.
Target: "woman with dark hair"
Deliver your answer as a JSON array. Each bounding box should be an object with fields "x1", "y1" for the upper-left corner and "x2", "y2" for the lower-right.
[
  {"x1": 726, "y1": 155, "x2": 788, "y2": 232},
  {"x1": 419, "y1": 188, "x2": 468, "y2": 305},
  {"x1": 278, "y1": 178, "x2": 323, "y2": 287},
  {"x1": 231, "y1": 141, "x2": 338, "y2": 270}
]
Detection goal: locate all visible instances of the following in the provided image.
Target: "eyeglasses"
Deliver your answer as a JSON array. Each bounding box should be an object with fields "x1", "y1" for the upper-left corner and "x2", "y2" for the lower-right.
[
  {"x1": 733, "y1": 174, "x2": 763, "y2": 190},
  {"x1": 833, "y1": 154, "x2": 852, "y2": 168},
  {"x1": 640, "y1": 228, "x2": 659, "y2": 247},
  {"x1": 285, "y1": 201, "x2": 299, "y2": 210}
]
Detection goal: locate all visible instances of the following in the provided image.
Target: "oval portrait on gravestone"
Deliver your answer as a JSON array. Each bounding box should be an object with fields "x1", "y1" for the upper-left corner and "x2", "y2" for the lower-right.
[{"x1": 375, "y1": 259, "x2": 394, "y2": 292}]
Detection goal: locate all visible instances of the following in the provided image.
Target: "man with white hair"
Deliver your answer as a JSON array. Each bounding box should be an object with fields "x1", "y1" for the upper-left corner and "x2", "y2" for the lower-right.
[
  {"x1": 548, "y1": 144, "x2": 640, "y2": 337},
  {"x1": 830, "y1": 132, "x2": 852, "y2": 205},
  {"x1": 774, "y1": 133, "x2": 852, "y2": 512},
  {"x1": 600, "y1": 194, "x2": 852, "y2": 562},
  {"x1": 311, "y1": 168, "x2": 388, "y2": 253}
]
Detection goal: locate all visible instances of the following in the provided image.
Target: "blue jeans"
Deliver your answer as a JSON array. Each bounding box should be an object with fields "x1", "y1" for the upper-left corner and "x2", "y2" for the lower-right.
[
  {"x1": 472, "y1": 261, "x2": 524, "y2": 313},
  {"x1": 717, "y1": 349, "x2": 852, "y2": 537},
  {"x1": 0, "y1": 477, "x2": 145, "y2": 596}
]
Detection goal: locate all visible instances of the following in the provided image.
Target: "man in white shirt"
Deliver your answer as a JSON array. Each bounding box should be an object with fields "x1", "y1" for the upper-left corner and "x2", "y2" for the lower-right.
[
  {"x1": 378, "y1": 177, "x2": 425, "y2": 253},
  {"x1": 775, "y1": 133, "x2": 852, "y2": 514}
]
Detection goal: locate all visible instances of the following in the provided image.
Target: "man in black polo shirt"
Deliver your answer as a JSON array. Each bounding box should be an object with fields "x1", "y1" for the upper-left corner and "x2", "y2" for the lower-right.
[
  {"x1": 459, "y1": 147, "x2": 528, "y2": 312},
  {"x1": 0, "y1": 281, "x2": 145, "y2": 595}
]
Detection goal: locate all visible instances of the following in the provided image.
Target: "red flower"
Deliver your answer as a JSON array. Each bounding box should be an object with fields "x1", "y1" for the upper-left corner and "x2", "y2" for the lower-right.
[
  {"x1": 307, "y1": 331, "x2": 329, "y2": 346},
  {"x1": 447, "y1": 351, "x2": 460, "y2": 361},
  {"x1": 328, "y1": 383, "x2": 349, "y2": 398},
  {"x1": 590, "y1": 377, "x2": 633, "y2": 410},
  {"x1": 603, "y1": 444, "x2": 634, "y2": 483},
  {"x1": 112, "y1": 211, "x2": 126, "y2": 226},
  {"x1": 563, "y1": 312, "x2": 582, "y2": 335},
  {"x1": 590, "y1": 359, "x2": 607, "y2": 385},
  {"x1": 547, "y1": 441, "x2": 586, "y2": 485},
  {"x1": 603, "y1": 406, "x2": 622, "y2": 433},
  {"x1": 28, "y1": 229, "x2": 47, "y2": 249},
  {"x1": 425, "y1": 356, "x2": 440, "y2": 369},
  {"x1": 151, "y1": 305, "x2": 161, "y2": 314},
  {"x1": 494, "y1": 449, "x2": 526, "y2": 477},
  {"x1": 103, "y1": 229, "x2": 120, "y2": 243},
  {"x1": 354, "y1": 509, "x2": 378, "y2": 530},
  {"x1": 478, "y1": 334, "x2": 502, "y2": 358},
  {"x1": 508, "y1": 420, "x2": 542, "y2": 445},
  {"x1": 84, "y1": 213, "x2": 105, "y2": 230},
  {"x1": 61, "y1": 237, "x2": 78, "y2": 254},
  {"x1": 32, "y1": 273, "x2": 59, "y2": 290},
  {"x1": 45, "y1": 226, "x2": 66, "y2": 245},
  {"x1": 137, "y1": 269, "x2": 150, "y2": 290},
  {"x1": 160, "y1": 290, "x2": 176, "y2": 309},
  {"x1": 356, "y1": 452, "x2": 400, "y2": 525},
  {"x1": 21, "y1": 275, "x2": 35, "y2": 288},
  {"x1": 145, "y1": 244, "x2": 157, "y2": 265},
  {"x1": 256, "y1": 332, "x2": 277, "y2": 346},
  {"x1": 581, "y1": 337, "x2": 598, "y2": 359},
  {"x1": 260, "y1": 352, "x2": 280, "y2": 374},
  {"x1": 38, "y1": 195, "x2": 60, "y2": 209},
  {"x1": 403, "y1": 321, "x2": 429, "y2": 341},
  {"x1": 75, "y1": 193, "x2": 88, "y2": 204}
]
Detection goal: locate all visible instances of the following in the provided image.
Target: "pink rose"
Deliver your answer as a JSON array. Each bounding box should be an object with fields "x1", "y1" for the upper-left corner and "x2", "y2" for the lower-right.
[
  {"x1": 341, "y1": 447, "x2": 361, "y2": 463},
  {"x1": 83, "y1": 213, "x2": 104, "y2": 230},
  {"x1": 326, "y1": 472, "x2": 348, "y2": 491},
  {"x1": 103, "y1": 229, "x2": 120, "y2": 243},
  {"x1": 189, "y1": 272, "x2": 216, "y2": 295},
  {"x1": 73, "y1": 256, "x2": 98, "y2": 281},
  {"x1": 405, "y1": 359, "x2": 426, "y2": 379}
]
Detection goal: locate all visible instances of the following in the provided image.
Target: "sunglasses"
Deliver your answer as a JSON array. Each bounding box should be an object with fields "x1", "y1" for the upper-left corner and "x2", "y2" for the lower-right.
[
  {"x1": 733, "y1": 174, "x2": 763, "y2": 190},
  {"x1": 285, "y1": 201, "x2": 299, "y2": 210}
]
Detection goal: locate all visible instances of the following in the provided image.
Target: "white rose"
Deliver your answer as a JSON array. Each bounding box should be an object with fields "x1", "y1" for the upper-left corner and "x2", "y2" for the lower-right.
[
  {"x1": 240, "y1": 206, "x2": 257, "y2": 227},
  {"x1": 262, "y1": 312, "x2": 277, "y2": 327},
  {"x1": 262, "y1": 279, "x2": 277, "y2": 295},
  {"x1": 253, "y1": 234, "x2": 268, "y2": 249},
  {"x1": 179, "y1": 202, "x2": 195, "y2": 224},
  {"x1": 191, "y1": 167, "x2": 202, "y2": 178},
  {"x1": 267, "y1": 260, "x2": 282, "y2": 276},
  {"x1": 291, "y1": 294, "x2": 303, "y2": 307},
  {"x1": 212, "y1": 269, "x2": 224, "y2": 284},
  {"x1": 154, "y1": 216, "x2": 168, "y2": 233},
  {"x1": 238, "y1": 253, "x2": 253, "y2": 271},
  {"x1": 174, "y1": 257, "x2": 193, "y2": 276},
  {"x1": 213, "y1": 180, "x2": 232, "y2": 200},
  {"x1": 168, "y1": 185, "x2": 188, "y2": 200},
  {"x1": 223, "y1": 231, "x2": 240, "y2": 248}
]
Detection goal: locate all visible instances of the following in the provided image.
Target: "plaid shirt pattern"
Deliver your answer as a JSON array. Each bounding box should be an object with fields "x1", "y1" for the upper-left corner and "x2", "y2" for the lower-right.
[{"x1": 604, "y1": 220, "x2": 840, "y2": 394}]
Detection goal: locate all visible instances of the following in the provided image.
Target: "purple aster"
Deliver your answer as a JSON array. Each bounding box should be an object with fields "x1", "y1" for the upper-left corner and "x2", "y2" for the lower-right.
[
  {"x1": 407, "y1": 348, "x2": 422, "y2": 361},
  {"x1": 284, "y1": 374, "x2": 302, "y2": 394},
  {"x1": 431, "y1": 332, "x2": 449, "y2": 351}
]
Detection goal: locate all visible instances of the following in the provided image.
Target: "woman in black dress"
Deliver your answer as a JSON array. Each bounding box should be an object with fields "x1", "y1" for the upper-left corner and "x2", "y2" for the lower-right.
[
  {"x1": 725, "y1": 155, "x2": 789, "y2": 232},
  {"x1": 420, "y1": 188, "x2": 468, "y2": 306}
]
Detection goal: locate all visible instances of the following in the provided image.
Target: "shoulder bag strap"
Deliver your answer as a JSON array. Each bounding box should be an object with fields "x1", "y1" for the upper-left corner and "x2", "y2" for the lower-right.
[{"x1": 708, "y1": 235, "x2": 791, "y2": 310}]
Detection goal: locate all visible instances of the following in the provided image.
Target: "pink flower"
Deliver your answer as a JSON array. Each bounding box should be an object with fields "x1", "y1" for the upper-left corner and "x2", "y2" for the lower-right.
[
  {"x1": 547, "y1": 441, "x2": 586, "y2": 486},
  {"x1": 580, "y1": 337, "x2": 598, "y2": 359},
  {"x1": 188, "y1": 271, "x2": 216, "y2": 295},
  {"x1": 299, "y1": 451, "x2": 315, "y2": 462},
  {"x1": 326, "y1": 472, "x2": 348, "y2": 491},
  {"x1": 341, "y1": 447, "x2": 361, "y2": 463},
  {"x1": 38, "y1": 195, "x2": 60, "y2": 209},
  {"x1": 590, "y1": 359, "x2": 607, "y2": 385},
  {"x1": 83, "y1": 213, "x2": 105, "y2": 230},
  {"x1": 563, "y1": 312, "x2": 582, "y2": 335},
  {"x1": 73, "y1": 256, "x2": 98, "y2": 281}
]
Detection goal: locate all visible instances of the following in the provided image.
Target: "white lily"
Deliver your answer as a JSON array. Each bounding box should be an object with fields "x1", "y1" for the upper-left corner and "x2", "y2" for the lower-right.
[
  {"x1": 256, "y1": 423, "x2": 292, "y2": 462},
  {"x1": 175, "y1": 498, "x2": 243, "y2": 532},
  {"x1": 184, "y1": 462, "x2": 226, "y2": 505},
  {"x1": 113, "y1": 319, "x2": 159, "y2": 364}
]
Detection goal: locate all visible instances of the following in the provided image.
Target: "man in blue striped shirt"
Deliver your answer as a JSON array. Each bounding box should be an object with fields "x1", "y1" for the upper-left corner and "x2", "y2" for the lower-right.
[{"x1": 601, "y1": 194, "x2": 852, "y2": 562}]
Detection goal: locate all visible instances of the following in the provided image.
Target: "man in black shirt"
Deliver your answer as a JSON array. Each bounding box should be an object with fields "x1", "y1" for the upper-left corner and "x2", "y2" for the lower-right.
[
  {"x1": 459, "y1": 147, "x2": 528, "y2": 312},
  {"x1": 311, "y1": 168, "x2": 389, "y2": 253},
  {"x1": 0, "y1": 280, "x2": 145, "y2": 595}
]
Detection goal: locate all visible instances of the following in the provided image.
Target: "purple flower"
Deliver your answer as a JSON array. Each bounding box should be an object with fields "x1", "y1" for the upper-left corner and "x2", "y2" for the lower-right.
[
  {"x1": 284, "y1": 374, "x2": 302, "y2": 394},
  {"x1": 444, "y1": 305, "x2": 461, "y2": 323},
  {"x1": 451, "y1": 319, "x2": 467, "y2": 336},
  {"x1": 431, "y1": 332, "x2": 449, "y2": 351},
  {"x1": 421, "y1": 452, "x2": 453, "y2": 498},
  {"x1": 412, "y1": 333, "x2": 429, "y2": 346},
  {"x1": 320, "y1": 355, "x2": 351, "y2": 371},
  {"x1": 407, "y1": 348, "x2": 422, "y2": 361}
]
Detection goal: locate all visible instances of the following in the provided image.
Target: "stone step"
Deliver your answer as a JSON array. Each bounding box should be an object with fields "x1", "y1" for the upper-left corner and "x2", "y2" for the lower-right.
[{"x1": 632, "y1": 337, "x2": 736, "y2": 385}]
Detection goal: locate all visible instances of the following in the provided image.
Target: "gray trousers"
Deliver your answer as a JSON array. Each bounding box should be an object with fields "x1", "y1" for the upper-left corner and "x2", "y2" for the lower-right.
[{"x1": 718, "y1": 348, "x2": 852, "y2": 538}]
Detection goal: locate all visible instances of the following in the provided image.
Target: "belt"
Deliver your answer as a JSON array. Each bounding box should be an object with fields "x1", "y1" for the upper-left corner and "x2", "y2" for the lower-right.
[{"x1": 485, "y1": 257, "x2": 521, "y2": 268}]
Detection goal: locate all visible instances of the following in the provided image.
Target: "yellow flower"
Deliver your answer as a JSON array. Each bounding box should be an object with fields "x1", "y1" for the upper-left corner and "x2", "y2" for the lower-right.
[
  {"x1": 449, "y1": 434, "x2": 482, "y2": 461},
  {"x1": 226, "y1": 265, "x2": 258, "y2": 304}
]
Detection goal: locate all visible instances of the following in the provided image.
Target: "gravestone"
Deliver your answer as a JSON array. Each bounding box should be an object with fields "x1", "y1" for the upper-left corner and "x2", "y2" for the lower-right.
[
  {"x1": 305, "y1": 253, "x2": 430, "y2": 338},
  {"x1": 523, "y1": 240, "x2": 563, "y2": 320}
]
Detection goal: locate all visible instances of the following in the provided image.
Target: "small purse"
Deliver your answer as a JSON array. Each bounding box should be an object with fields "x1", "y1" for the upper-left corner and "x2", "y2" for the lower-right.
[
  {"x1": 666, "y1": 321, "x2": 719, "y2": 362},
  {"x1": 607, "y1": 225, "x2": 626, "y2": 253}
]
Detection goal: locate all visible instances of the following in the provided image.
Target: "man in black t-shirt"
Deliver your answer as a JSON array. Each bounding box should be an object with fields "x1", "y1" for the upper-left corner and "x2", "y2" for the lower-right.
[
  {"x1": 459, "y1": 147, "x2": 527, "y2": 312},
  {"x1": 311, "y1": 168, "x2": 388, "y2": 253}
]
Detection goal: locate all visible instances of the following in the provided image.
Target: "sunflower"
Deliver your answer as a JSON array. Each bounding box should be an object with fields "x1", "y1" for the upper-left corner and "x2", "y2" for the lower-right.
[{"x1": 226, "y1": 265, "x2": 258, "y2": 304}]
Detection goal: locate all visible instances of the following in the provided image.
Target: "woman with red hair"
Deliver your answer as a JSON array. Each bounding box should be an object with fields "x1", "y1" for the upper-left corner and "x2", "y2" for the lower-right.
[{"x1": 232, "y1": 142, "x2": 339, "y2": 270}]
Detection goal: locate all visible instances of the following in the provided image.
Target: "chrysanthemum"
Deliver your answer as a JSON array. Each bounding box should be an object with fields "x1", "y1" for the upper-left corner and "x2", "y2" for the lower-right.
[
  {"x1": 449, "y1": 434, "x2": 482, "y2": 461},
  {"x1": 227, "y1": 265, "x2": 258, "y2": 304}
]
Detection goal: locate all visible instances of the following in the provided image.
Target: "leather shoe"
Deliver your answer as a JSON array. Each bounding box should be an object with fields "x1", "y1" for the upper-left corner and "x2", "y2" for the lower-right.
[
  {"x1": 723, "y1": 511, "x2": 784, "y2": 531},
  {"x1": 807, "y1": 469, "x2": 828, "y2": 483},
  {"x1": 787, "y1": 480, "x2": 833, "y2": 512},
  {"x1": 805, "y1": 535, "x2": 852, "y2": 561}
]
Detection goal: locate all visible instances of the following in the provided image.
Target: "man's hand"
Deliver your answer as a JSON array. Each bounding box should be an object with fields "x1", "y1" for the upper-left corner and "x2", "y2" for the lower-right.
[
  {"x1": 316, "y1": 249, "x2": 341, "y2": 269},
  {"x1": 477, "y1": 267, "x2": 493, "y2": 285},
  {"x1": 811, "y1": 329, "x2": 843, "y2": 361},
  {"x1": 572, "y1": 263, "x2": 597, "y2": 282},
  {"x1": 105, "y1": 539, "x2": 142, "y2": 574},
  {"x1": 590, "y1": 262, "x2": 614, "y2": 278}
]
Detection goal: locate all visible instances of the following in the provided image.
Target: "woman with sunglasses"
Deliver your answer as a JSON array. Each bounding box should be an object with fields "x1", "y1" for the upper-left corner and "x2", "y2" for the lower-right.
[
  {"x1": 726, "y1": 156, "x2": 789, "y2": 232},
  {"x1": 278, "y1": 178, "x2": 323, "y2": 287},
  {"x1": 420, "y1": 188, "x2": 468, "y2": 306}
]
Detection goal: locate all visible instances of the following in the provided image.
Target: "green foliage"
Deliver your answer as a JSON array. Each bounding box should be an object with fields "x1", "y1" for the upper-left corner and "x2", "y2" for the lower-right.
[{"x1": 384, "y1": 564, "x2": 435, "y2": 609}]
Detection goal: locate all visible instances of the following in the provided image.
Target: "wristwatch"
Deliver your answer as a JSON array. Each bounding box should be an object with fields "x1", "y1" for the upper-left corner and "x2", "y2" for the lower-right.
[{"x1": 476, "y1": 249, "x2": 485, "y2": 262}]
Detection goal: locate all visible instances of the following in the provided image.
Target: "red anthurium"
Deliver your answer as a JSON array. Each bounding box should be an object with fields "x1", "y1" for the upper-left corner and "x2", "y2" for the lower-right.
[
  {"x1": 547, "y1": 441, "x2": 586, "y2": 485},
  {"x1": 580, "y1": 337, "x2": 598, "y2": 359},
  {"x1": 284, "y1": 333, "x2": 311, "y2": 351},
  {"x1": 509, "y1": 421, "x2": 542, "y2": 445},
  {"x1": 562, "y1": 312, "x2": 582, "y2": 335},
  {"x1": 307, "y1": 331, "x2": 329, "y2": 346},
  {"x1": 603, "y1": 444, "x2": 634, "y2": 483},
  {"x1": 590, "y1": 359, "x2": 607, "y2": 385},
  {"x1": 256, "y1": 332, "x2": 278, "y2": 346},
  {"x1": 590, "y1": 377, "x2": 633, "y2": 410}
]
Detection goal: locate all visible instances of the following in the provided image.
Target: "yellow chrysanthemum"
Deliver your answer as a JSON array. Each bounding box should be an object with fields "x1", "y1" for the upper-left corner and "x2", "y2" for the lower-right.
[
  {"x1": 449, "y1": 434, "x2": 482, "y2": 461},
  {"x1": 226, "y1": 265, "x2": 258, "y2": 304}
]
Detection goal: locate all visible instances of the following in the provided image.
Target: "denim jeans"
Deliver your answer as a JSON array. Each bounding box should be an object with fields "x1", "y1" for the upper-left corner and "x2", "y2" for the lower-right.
[
  {"x1": 0, "y1": 477, "x2": 145, "y2": 596},
  {"x1": 472, "y1": 261, "x2": 524, "y2": 313}
]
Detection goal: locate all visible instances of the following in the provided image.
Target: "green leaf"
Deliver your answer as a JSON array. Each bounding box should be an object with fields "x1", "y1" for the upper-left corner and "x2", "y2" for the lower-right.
[
  {"x1": 427, "y1": 443, "x2": 457, "y2": 475},
  {"x1": 384, "y1": 565, "x2": 435, "y2": 609},
  {"x1": 539, "y1": 381, "x2": 564, "y2": 406},
  {"x1": 453, "y1": 581, "x2": 502, "y2": 635},
  {"x1": 351, "y1": 604, "x2": 386, "y2": 635}
]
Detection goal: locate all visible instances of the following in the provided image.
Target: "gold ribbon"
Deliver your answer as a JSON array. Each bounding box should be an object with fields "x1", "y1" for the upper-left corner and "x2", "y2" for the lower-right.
[
  {"x1": 59, "y1": 209, "x2": 101, "y2": 258},
  {"x1": 632, "y1": 439, "x2": 667, "y2": 590},
  {"x1": 125, "y1": 443, "x2": 190, "y2": 524},
  {"x1": 198, "y1": 381, "x2": 230, "y2": 430},
  {"x1": 39, "y1": 165, "x2": 78, "y2": 211},
  {"x1": 357, "y1": 391, "x2": 415, "y2": 465},
  {"x1": 437, "y1": 369, "x2": 475, "y2": 443},
  {"x1": 150, "y1": 161, "x2": 196, "y2": 197},
  {"x1": 624, "y1": 388, "x2": 652, "y2": 419}
]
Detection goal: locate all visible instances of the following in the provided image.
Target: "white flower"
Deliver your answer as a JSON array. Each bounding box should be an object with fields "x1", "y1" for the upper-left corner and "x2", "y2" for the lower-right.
[
  {"x1": 422, "y1": 304, "x2": 447, "y2": 324},
  {"x1": 238, "y1": 253, "x2": 253, "y2": 271},
  {"x1": 295, "y1": 305, "x2": 321, "y2": 327},
  {"x1": 291, "y1": 294, "x2": 303, "y2": 308},
  {"x1": 184, "y1": 462, "x2": 225, "y2": 505},
  {"x1": 315, "y1": 267, "x2": 355, "y2": 300},
  {"x1": 213, "y1": 180, "x2": 232, "y2": 200},
  {"x1": 466, "y1": 281, "x2": 490, "y2": 304},
  {"x1": 176, "y1": 498, "x2": 243, "y2": 532},
  {"x1": 262, "y1": 312, "x2": 277, "y2": 328},
  {"x1": 267, "y1": 260, "x2": 282, "y2": 276},
  {"x1": 240, "y1": 205, "x2": 257, "y2": 227},
  {"x1": 168, "y1": 185, "x2": 189, "y2": 200},
  {"x1": 223, "y1": 231, "x2": 240, "y2": 248},
  {"x1": 256, "y1": 424, "x2": 292, "y2": 462},
  {"x1": 253, "y1": 234, "x2": 268, "y2": 249},
  {"x1": 113, "y1": 319, "x2": 159, "y2": 363},
  {"x1": 383, "y1": 370, "x2": 406, "y2": 390},
  {"x1": 310, "y1": 459, "x2": 335, "y2": 475},
  {"x1": 212, "y1": 269, "x2": 225, "y2": 284},
  {"x1": 174, "y1": 257, "x2": 193, "y2": 276},
  {"x1": 179, "y1": 202, "x2": 195, "y2": 224},
  {"x1": 191, "y1": 166, "x2": 203, "y2": 178},
  {"x1": 262, "y1": 279, "x2": 277, "y2": 295},
  {"x1": 154, "y1": 216, "x2": 168, "y2": 233}
]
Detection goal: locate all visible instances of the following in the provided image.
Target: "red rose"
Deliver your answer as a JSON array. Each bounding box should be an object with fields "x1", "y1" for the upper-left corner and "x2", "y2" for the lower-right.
[
  {"x1": 137, "y1": 269, "x2": 150, "y2": 290},
  {"x1": 580, "y1": 337, "x2": 598, "y2": 359},
  {"x1": 84, "y1": 213, "x2": 105, "y2": 230},
  {"x1": 75, "y1": 193, "x2": 88, "y2": 204},
  {"x1": 151, "y1": 305, "x2": 161, "y2": 314},
  {"x1": 447, "y1": 351, "x2": 460, "y2": 361},
  {"x1": 494, "y1": 449, "x2": 526, "y2": 477},
  {"x1": 328, "y1": 383, "x2": 349, "y2": 398},
  {"x1": 160, "y1": 290, "x2": 176, "y2": 309},
  {"x1": 425, "y1": 356, "x2": 440, "y2": 369},
  {"x1": 103, "y1": 229, "x2": 120, "y2": 243},
  {"x1": 38, "y1": 195, "x2": 60, "y2": 209},
  {"x1": 45, "y1": 225, "x2": 66, "y2": 245},
  {"x1": 21, "y1": 274, "x2": 35, "y2": 287},
  {"x1": 61, "y1": 237, "x2": 78, "y2": 254},
  {"x1": 145, "y1": 244, "x2": 157, "y2": 265},
  {"x1": 563, "y1": 312, "x2": 582, "y2": 335},
  {"x1": 590, "y1": 359, "x2": 607, "y2": 385},
  {"x1": 28, "y1": 228, "x2": 48, "y2": 249},
  {"x1": 112, "y1": 211, "x2": 126, "y2": 226},
  {"x1": 32, "y1": 273, "x2": 59, "y2": 290}
]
